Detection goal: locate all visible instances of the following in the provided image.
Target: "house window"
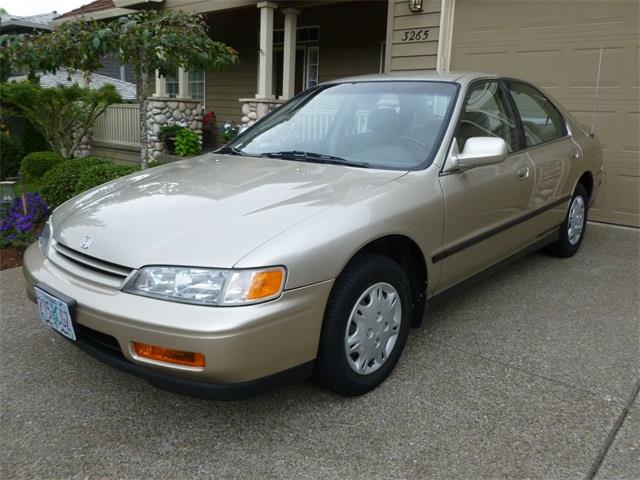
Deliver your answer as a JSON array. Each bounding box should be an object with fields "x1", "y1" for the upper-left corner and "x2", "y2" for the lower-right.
[
  {"x1": 189, "y1": 70, "x2": 205, "y2": 104},
  {"x1": 306, "y1": 46, "x2": 319, "y2": 89},
  {"x1": 166, "y1": 69, "x2": 205, "y2": 104},
  {"x1": 273, "y1": 26, "x2": 320, "y2": 45}
]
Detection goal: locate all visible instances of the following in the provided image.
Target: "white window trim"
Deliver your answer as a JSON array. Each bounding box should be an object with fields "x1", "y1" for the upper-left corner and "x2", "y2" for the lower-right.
[
  {"x1": 189, "y1": 70, "x2": 206, "y2": 108},
  {"x1": 305, "y1": 46, "x2": 319, "y2": 90},
  {"x1": 166, "y1": 69, "x2": 206, "y2": 106},
  {"x1": 273, "y1": 25, "x2": 320, "y2": 45}
]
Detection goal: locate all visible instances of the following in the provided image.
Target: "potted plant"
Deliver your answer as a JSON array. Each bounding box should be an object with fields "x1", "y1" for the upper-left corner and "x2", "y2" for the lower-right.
[
  {"x1": 159, "y1": 124, "x2": 184, "y2": 155},
  {"x1": 202, "y1": 111, "x2": 216, "y2": 149},
  {"x1": 221, "y1": 121, "x2": 239, "y2": 143}
]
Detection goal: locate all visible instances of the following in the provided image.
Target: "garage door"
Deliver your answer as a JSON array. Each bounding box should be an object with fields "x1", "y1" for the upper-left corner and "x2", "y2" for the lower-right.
[{"x1": 451, "y1": 0, "x2": 639, "y2": 227}]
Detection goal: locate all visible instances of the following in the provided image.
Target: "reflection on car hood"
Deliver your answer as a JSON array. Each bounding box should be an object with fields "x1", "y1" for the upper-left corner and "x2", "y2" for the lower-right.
[{"x1": 52, "y1": 154, "x2": 406, "y2": 269}]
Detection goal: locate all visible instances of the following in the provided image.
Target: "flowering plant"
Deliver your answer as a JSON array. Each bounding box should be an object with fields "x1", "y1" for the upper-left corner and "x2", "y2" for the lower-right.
[
  {"x1": 202, "y1": 111, "x2": 216, "y2": 130},
  {"x1": 0, "y1": 193, "x2": 50, "y2": 248},
  {"x1": 221, "y1": 121, "x2": 238, "y2": 142}
]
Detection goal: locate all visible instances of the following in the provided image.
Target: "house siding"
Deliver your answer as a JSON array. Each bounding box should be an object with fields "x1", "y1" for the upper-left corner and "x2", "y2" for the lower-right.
[
  {"x1": 299, "y1": 2, "x2": 387, "y2": 83},
  {"x1": 204, "y1": 9, "x2": 260, "y2": 125},
  {"x1": 96, "y1": 55, "x2": 136, "y2": 84},
  {"x1": 385, "y1": 0, "x2": 441, "y2": 73}
]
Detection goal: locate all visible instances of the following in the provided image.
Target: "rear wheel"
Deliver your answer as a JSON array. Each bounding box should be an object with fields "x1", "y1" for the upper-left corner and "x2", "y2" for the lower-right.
[
  {"x1": 545, "y1": 184, "x2": 588, "y2": 257},
  {"x1": 314, "y1": 254, "x2": 411, "y2": 396}
]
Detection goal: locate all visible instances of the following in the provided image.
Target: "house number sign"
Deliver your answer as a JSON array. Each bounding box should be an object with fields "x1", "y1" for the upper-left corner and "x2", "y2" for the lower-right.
[{"x1": 401, "y1": 29, "x2": 430, "y2": 42}]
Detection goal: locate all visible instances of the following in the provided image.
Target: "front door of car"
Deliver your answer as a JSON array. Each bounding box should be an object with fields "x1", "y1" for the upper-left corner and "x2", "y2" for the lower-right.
[
  {"x1": 436, "y1": 80, "x2": 535, "y2": 292},
  {"x1": 506, "y1": 81, "x2": 575, "y2": 238}
]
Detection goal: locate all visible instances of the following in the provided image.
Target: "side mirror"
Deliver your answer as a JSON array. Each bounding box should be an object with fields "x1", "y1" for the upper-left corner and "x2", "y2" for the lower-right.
[{"x1": 449, "y1": 137, "x2": 509, "y2": 171}]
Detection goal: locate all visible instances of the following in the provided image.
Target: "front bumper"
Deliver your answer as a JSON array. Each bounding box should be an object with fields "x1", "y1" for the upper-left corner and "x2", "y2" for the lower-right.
[{"x1": 23, "y1": 243, "x2": 333, "y2": 399}]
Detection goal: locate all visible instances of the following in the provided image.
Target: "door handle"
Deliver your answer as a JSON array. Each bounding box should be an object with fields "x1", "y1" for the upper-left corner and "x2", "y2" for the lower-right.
[
  {"x1": 516, "y1": 165, "x2": 531, "y2": 180},
  {"x1": 570, "y1": 149, "x2": 582, "y2": 160}
]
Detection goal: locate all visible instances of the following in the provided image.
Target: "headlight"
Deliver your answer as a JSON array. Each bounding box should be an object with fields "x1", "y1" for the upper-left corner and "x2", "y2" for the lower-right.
[
  {"x1": 39, "y1": 220, "x2": 52, "y2": 255},
  {"x1": 123, "y1": 266, "x2": 286, "y2": 306}
]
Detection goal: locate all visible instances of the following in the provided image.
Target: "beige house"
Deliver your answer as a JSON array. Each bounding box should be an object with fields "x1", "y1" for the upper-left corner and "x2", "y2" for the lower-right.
[{"x1": 60, "y1": 0, "x2": 638, "y2": 227}]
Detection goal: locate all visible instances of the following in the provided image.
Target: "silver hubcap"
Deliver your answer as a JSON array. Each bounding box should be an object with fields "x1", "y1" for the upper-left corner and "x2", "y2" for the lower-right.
[
  {"x1": 568, "y1": 195, "x2": 585, "y2": 245},
  {"x1": 344, "y1": 282, "x2": 402, "y2": 375}
]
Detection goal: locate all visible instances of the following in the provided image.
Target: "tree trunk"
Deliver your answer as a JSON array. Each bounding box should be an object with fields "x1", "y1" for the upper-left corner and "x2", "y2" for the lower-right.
[{"x1": 139, "y1": 67, "x2": 150, "y2": 168}]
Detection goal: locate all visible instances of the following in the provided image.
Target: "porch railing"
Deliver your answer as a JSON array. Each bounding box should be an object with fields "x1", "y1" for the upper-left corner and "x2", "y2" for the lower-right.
[
  {"x1": 93, "y1": 104, "x2": 140, "y2": 148},
  {"x1": 298, "y1": 110, "x2": 369, "y2": 142}
]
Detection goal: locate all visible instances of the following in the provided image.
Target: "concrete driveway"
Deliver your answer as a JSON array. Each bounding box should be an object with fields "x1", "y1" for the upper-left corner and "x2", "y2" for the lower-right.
[{"x1": 1, "y1": 223, "x2": 638, "y2": 479}]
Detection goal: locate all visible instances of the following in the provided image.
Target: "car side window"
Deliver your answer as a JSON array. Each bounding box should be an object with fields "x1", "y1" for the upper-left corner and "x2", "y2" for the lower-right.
[
  {"x1": 507, "y1": 82, "x2": 566, "y2": 147},
  {"x1": 456, "y1": 81, "x2": 519, "y2": 153}
]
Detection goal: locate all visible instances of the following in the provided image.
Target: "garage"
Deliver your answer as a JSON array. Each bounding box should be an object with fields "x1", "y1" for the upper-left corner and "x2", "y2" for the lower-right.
[{"x1": 450, "y1": 0, "x2": 639, "y2": 227}]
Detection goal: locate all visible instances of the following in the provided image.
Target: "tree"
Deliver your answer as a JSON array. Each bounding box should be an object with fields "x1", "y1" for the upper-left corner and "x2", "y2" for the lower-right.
[
  {"x1": 6, "y1": 10, "x2": 238, "y2": 166},
  {"x1": 112, "y1": 10, "x2": 237, "y2": 165},
  {"x1": 0, "y1": 82, "x2": 121, "y2": 158}
]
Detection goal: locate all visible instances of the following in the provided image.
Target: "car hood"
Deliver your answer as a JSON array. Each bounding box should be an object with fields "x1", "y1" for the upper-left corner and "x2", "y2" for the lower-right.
[{"x1": 52, "y1": 154, "x2": 406, "y2": 269}]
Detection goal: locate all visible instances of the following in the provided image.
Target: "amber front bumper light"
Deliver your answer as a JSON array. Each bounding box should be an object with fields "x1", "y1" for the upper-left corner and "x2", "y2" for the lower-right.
[{"x1": 133, "y1": 342, "x2": 206, "y2": 368}]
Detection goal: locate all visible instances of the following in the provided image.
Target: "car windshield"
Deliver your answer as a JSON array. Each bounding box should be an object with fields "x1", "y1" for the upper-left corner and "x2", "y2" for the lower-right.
[{"x1": 226, "y1": 81, "x2": 458, "y2": 170}]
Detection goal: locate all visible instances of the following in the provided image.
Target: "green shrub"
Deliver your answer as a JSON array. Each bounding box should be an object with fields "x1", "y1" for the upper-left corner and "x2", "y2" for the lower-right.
[
  {"x1": 41, "y1": 157, "x2": 110, "y2": 208},
  {"x1": 21, "y1": 151, "x2": 65, "y2": 182},
  {"x1": 0, "y1": 133, "x2": 25, "y2": 179},
  {"x1": 159, "y1": 124, "x2": 184, "y2": 142},
  {"x1": 74, "y1": 163, "x2": 139, "y2": 194},
  {"x1": 174, "y1": 128, "x2": 201, "y2": 157}
]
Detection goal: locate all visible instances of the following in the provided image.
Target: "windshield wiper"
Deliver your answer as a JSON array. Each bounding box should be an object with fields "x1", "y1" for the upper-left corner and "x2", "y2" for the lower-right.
[
  {"x1": 260, "y1": 151, "x2": 369, "y2": 168},
  {"x1": 217, "y1": 146, "x2": 248, "y2": 156}
]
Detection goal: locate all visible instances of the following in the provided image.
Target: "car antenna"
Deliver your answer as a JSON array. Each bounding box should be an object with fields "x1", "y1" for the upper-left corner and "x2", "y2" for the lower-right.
[{"x1": 589, "y1": 45, "x2": 604, "y2": 138}]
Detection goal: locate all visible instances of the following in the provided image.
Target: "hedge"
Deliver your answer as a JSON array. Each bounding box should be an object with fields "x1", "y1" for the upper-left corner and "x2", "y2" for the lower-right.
[
  {"x1": 41, "y1": 157, "x2": 110, "y2": 208},
  {"x1": 21, "y1": 151, "x2": 64, "y2": 182},
  {"x1": 41, "y1": 157, "x2": 140, "y2": 208},
  {"x1": 74, "y1": 163, "x2": 140, "y2": 194}
]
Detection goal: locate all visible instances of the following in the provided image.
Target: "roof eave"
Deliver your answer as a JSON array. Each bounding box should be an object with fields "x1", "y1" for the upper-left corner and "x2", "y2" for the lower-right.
[
  {"x1": 0, "y1": 19, "x2": 52, "y2": 31},
  {"x1": 113, "y1": 0, "x2": 164, "y2": 7},
  {"x1": 52, "y1": 7, "x2": 138, "y2": 26}
]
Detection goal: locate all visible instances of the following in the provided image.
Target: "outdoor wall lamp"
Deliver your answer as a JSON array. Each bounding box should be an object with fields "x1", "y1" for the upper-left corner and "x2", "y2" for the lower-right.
[
  {"x1": 408, "y1": 0, "x2": 424, "y2": 13},
  {"x1": 0, "y1": 181, "x2": 16, "y2": 205}
]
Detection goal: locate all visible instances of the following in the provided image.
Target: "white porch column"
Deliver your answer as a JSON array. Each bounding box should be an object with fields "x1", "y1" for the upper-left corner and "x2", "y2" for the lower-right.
[
  {"x1": 177, "y1": 67, "x2": 190, "y2": 99},
  {"x1": 436, "y1": 0, "x2": 456, "y2": 73},
  {"x1": 281, "y1": 8, "x2": 299, "y2": 100},
  {"x1": 257, "y1": 1, "x2": 277, "y2": 99},
  {"x1": 153, "y1": 70, "x2": 167, "y2": 97}
]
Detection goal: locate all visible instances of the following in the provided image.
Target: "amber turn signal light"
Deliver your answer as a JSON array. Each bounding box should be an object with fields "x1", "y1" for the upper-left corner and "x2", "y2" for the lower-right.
[
  {"x1": 132, "y1": 342, "x2": 205, "y2": 367},
  {"x1": 247, "y1": 269, "x2": 285, "y2": 300}
]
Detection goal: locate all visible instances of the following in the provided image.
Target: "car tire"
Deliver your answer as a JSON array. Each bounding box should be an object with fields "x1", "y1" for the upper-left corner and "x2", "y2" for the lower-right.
[
  {"x1": 544, "y1": 183, "x2": 588, "y2": 258},
  {"x1": 314, "y1": 254, "x2": 411, "y2": 396}
]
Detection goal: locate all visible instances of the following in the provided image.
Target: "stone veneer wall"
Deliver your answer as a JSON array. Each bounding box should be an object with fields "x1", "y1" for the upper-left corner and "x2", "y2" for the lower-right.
[
  {"x1": 239, "y1": 98, "x2": 284, "y2": 129},
  {"x1": 146, "y1": 98, "x2": 203, "y2": 159}
]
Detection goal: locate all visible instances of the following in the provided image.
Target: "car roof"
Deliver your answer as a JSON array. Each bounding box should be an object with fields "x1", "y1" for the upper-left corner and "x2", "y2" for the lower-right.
[{"x1": 323, "y1": 71, "x2": 506, "y2": 86}]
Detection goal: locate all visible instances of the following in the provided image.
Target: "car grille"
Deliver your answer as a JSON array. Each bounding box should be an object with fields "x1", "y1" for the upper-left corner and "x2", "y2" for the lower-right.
[
  {"x1": 75, "y1": 323, "x2": 124, "y2": 358},
  {"x1": 50, "y1": 242, "x2": 134, "y2": 289}
]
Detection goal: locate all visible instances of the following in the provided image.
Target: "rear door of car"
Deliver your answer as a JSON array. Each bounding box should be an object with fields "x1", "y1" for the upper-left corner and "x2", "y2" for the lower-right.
[
  {"x1": 436, "y1": 79, "x2": 535, "y2": 292},
  {"x1": 505, "y1": 81, "x2": 575, "y2": 239}
]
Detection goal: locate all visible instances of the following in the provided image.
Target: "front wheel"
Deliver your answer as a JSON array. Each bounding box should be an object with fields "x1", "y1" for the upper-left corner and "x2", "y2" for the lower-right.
[
  {"x1": 314, "y1": 254, "x2": 411, "y2": 396},
  {"x1": 544, "y1": 184, "x2": 588, "y2": 257}
]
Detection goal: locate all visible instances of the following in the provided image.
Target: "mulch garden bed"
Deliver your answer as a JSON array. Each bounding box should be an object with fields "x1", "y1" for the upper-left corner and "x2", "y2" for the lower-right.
[{"x1": 1, "y1": 247, "x2": 25, "y2": 270}]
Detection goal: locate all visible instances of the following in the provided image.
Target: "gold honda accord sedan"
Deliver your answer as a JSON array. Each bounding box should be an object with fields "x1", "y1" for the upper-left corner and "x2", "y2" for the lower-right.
[{"x1": 23, "y1": 73, "x2": 602, "y2": 399}]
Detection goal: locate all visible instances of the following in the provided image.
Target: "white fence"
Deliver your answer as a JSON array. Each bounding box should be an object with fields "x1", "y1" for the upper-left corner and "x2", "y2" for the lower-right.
[{"x1": 93, "y1": 104, "x2": 140, "y2": 148}]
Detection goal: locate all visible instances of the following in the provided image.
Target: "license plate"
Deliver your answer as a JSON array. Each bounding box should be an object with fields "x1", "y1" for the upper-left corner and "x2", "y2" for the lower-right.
[{"x1": 35, "y1": 286, "x2": 76, "y2": 341}]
